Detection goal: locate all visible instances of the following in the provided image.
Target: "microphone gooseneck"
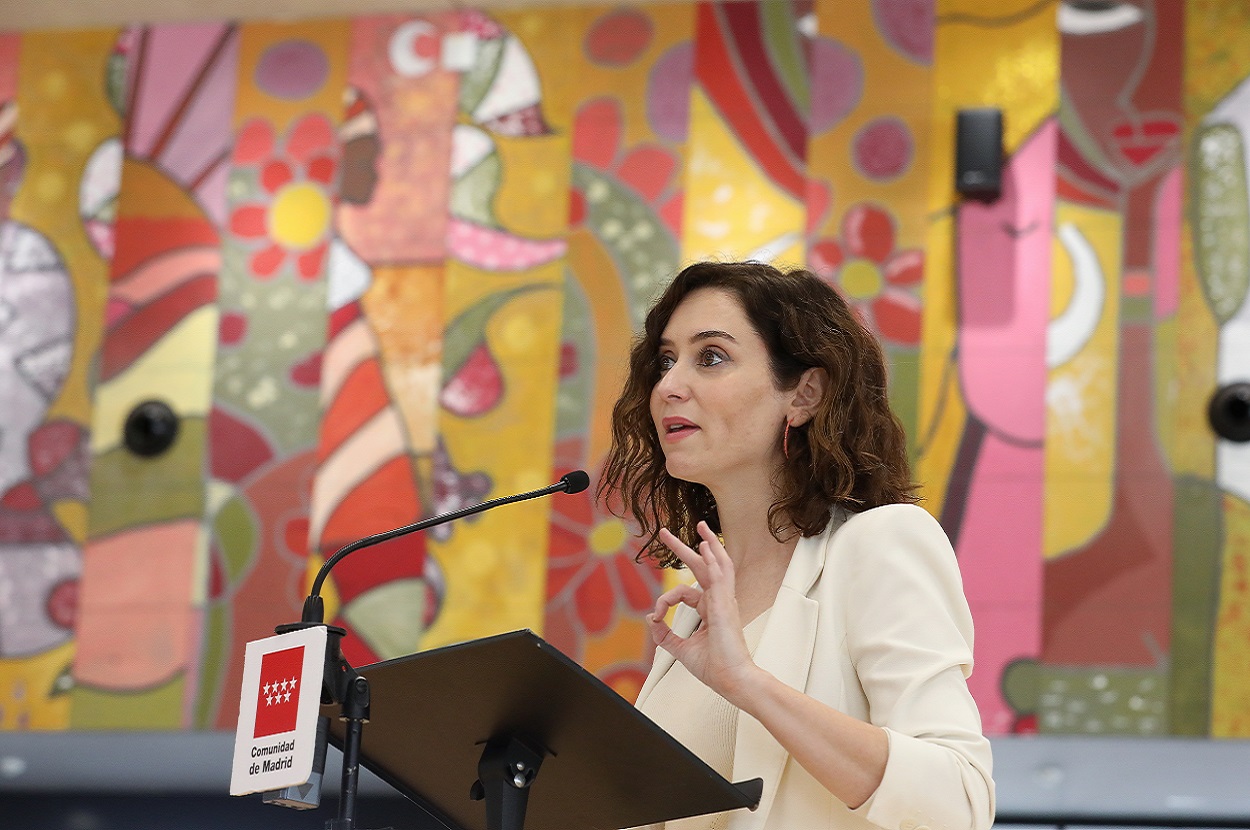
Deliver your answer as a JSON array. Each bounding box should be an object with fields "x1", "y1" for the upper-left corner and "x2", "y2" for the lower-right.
[{"x1": 301, "y1": 470, "x2": 590, "y2": 623}]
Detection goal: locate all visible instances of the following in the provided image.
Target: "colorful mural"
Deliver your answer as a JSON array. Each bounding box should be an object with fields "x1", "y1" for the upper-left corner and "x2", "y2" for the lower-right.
[
  {"x1": 537, "y1": 3, "x2": 692, "y2": 699},
  {"x1": 72, "y1": 23, "x2": 237, "y2": 729},
  {"x1": 1, "y1": 30, "x2": 117, "y2": 730},
  {"x1": 1038, "y1": 0, "x2": 1185, "y2": 736},
  {"x1": 1181, "y1": 0, "x2": 1250, "y2": 737},
  {"x1": 919, "y1": 0, "x2": 1059, "y2": 735},
  {"x1": 0, "y1": 0, "x2": 1248, "y2": 740}
]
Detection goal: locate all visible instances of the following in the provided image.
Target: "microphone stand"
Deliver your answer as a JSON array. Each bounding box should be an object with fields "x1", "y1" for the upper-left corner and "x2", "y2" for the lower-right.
[{"x1": 275, "y1": 471, "x2": 590, "y2": 830}]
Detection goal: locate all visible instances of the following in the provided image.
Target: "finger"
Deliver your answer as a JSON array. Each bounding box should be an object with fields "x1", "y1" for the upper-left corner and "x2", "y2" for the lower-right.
[
  {"x1": 646, "y1": 610, "x2": 677, "y2": 649},
  {"x1": 658, "y1": 528, "x2": 711, "y2": 581},
  {"x1": 647, "y1": 585, "x2": 702, "y2": 653},
  {"x1": 652, "y1": 583, "x2": 702, "y2": 620},
  {"x1": 657, "y1": 527, "x2": 696, "y2": 562},
  {"x1": 696, "y1": 521, "x2": 732, "y2": 569},
  {"x1": 669, "y1": 526, "x2": 723, "y2": 583},
  {"x1": 694, "y1": 541, "x2": 724, "y2": 584}
]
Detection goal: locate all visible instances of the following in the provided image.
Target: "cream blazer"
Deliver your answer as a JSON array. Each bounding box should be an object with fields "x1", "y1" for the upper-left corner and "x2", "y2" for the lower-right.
[{"x1": 634, "y1": 504, "x2": 995, "y2": 830}]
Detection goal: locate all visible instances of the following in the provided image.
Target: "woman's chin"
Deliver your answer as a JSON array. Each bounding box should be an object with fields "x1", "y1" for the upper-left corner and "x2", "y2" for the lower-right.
[{"x1": 664, "y1": 460, "x2": 704, "y2": 485}]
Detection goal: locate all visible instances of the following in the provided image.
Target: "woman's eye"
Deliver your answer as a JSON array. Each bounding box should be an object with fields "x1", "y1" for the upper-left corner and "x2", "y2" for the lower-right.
[
  {"x1": 698, "y1": 349, "x2": 725, "y2": 367},
  {"x1": 658, "y1": 354, "x2": 675, "y2": 372}
]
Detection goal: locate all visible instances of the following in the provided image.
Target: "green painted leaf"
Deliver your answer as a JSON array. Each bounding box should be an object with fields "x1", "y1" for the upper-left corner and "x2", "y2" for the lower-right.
[
  {"x1": 1192, "y1": 123, "x2": 1250, "y2": 324},
  {"x1": 762, "y1": 0, "x2": 809, "y2": 116},
  {"x1": 442, "y1": 283, "x2": 555, "y2": 376},
  {"x1": 572, "y1": 163, "x2": 680, "y2": 328},
  {"x1": 459, "y1": 35, "x2": 506, "y2": 116},
  {"x1": 555, "y1": 267, "x2": 596, "y2": 440},
  {"x1": 450, "y1": 150, "x2": 502, "y2": 227}
]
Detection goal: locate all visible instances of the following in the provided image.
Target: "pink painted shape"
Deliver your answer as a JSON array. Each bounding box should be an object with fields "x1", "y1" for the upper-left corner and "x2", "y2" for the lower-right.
[
  {"x1": 127, "y1": 24, "x2": 231, "y2": 158},
  {"x1": 964, "y1": 606, "x2": 1036, "y2": 734},
  {"x1": 74, "y1": 520, "x2": 201, "y2": 691},
  {"x1": 112, "y1": 245, "x2": 221, "y2": 304},
  {"x1": 957, "y1": 120, "x2": 1056, "y2": 443},
  {"x1": 337, "y1": 14, "x2": 460, "y2": 263},
  {"x1": 85, "y1": 220, "x2": 115, "y2": 261},
  {"x1": 447, "y1": 218, "x2": 567, "y2": 270},
  {"x1": 197, "y1": 158, "x2": 231, "y2": 227},
  {"x1": 105, "y1": 298, "x2": 134, "y2": 327},
  {"x1": 0, "y1": 34, "x2": 20, "y2": 100},
  {"x1": 159, "y1": 26, "x2": 239, "y2": 201},
  {"x1": 1153, "y1": 166, "x2": 1182, "y2": 319},
  {"x1": 951, "y1": 121, "x2": 1055, "y2": 734},
  {"x1": 957, "y1": 434, "x2": 1044, "y2": 735}
]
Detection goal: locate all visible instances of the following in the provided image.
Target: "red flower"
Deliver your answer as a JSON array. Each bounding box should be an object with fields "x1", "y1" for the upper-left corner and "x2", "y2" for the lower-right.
[
  {"x1": 545, "y1": 466, "x2": 660, "y2": 641},
  {"x1": 569, "y1": 97, "x2": 683, "y2": 237},
  {"x1": 809, "y1": 203, "x2": 923, "y2": 346},
  {"x1": 228, "y1": 115, "x2": 338, "y2": 281}
]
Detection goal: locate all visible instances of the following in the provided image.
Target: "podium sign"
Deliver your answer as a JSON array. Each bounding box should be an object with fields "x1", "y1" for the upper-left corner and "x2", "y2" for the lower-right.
[{"x1": 230, "y1": 625, "x2": 328, "y2": 796}]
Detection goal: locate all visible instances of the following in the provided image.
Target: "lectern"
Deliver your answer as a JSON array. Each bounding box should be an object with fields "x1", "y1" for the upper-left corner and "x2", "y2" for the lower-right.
[
  {"x1": 252, "y1": 472, "x2": 761, "y2": 830},
  {"x1": 325, "y1": 629, "x2": 763, "y2": 830}
]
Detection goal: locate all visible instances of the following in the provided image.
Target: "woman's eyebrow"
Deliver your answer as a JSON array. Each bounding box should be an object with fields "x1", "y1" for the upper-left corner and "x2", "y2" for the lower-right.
[{"x1": 659, "y1": 330, "x2": 737, "y2": 347}]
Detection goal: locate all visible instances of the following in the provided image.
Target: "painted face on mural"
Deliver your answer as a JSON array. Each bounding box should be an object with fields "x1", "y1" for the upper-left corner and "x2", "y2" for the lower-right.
[
  {"x1": 1058, "y1": 0, "x2": 1182, "y2": 186},
  {"x1": 338, "y1": 87, "x2": 380, "y2": 206}
]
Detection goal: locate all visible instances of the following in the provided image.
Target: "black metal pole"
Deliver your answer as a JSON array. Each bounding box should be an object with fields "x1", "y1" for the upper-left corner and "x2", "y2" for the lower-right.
[
  {"x1": 327, "y1": 674, "x2": 370, "y2": 830},
  {"x1": 333, "y1": 719, "x2": 363, "y2": 829}
]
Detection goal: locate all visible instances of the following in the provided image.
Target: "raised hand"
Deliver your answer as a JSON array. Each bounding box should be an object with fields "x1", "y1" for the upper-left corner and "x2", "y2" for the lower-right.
[{"x1": 646, "y1": 521, "x2": 758, "y2": 701}]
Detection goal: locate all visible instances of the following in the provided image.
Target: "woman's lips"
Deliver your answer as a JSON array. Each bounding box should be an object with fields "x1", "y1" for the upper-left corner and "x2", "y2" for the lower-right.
[{"x1": 661, "y1": 417, "x2": 699, "y2": 441}]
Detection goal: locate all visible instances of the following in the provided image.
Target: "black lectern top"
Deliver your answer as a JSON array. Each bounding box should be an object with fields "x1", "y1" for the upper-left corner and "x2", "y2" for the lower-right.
[{"x1": 326, "y1": 629, "x2": 763, "y2": 830}]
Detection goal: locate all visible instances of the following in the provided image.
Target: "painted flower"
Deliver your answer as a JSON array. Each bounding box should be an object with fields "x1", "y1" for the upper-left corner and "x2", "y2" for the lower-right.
[
  {"x1": 568, "y1": 96, "x2": 683, "y2": 238},
  {"x1": 544, "y1": 476, "x2": 659, "y2": 702},
  {"x1": 809, "y1": 203, "x2": 923, "y2": 346},
  {"x1": 547, "y1": 484, "x2": 657, "y2": 633},
  {"x1": 228, "y1": 115, "x2": 338, "y2": 280},
  {"x1": 545, "y1": 454, "x2": 661, "y2": 653}
]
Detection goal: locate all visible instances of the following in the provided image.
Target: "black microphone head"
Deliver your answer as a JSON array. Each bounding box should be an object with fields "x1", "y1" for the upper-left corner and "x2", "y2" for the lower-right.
[{"x1": 560, "y1": 470, "x2": 590, "y2": 494}]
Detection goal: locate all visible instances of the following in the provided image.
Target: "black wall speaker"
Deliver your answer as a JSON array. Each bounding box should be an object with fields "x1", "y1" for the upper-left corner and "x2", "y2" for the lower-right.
[
  {"x1": 124, "y1": 400, "x2": 180, "y2": 457},
  {"x1": 955, "y1": 108, "x2": 1003, "y2": 197},
  {"x1": 1209, "y1": 381, "x2": 1250, "y2": 442}
]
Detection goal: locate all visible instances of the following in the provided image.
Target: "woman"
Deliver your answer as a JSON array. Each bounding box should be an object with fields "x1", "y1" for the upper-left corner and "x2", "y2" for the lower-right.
[{"x1": 600, "y1": 261, "x2": 994, "y2": 830}]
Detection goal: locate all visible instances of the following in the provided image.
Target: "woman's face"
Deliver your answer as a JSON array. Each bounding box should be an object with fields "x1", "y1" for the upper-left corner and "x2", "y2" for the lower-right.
[{"x1": 649, "y1": 288, "x2": 793, "y2": 489}]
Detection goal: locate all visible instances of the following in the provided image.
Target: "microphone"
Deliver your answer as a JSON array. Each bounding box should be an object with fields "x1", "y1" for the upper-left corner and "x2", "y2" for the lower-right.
[{"x1": 300, "y1": 469, "x2": 590, "y2": 624}]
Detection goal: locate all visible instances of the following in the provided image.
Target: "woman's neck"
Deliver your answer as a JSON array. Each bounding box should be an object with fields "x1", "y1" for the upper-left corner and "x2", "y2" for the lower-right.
[
  {"x1": 710, "y1": 488, "x2": 797, "y2": 623},
  {"x1": 708, "y1": 482, "x2": 798, "y2": 571}
]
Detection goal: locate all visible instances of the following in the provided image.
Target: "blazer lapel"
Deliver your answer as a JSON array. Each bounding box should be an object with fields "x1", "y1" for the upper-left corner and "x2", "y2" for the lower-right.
[{"x1": 729, "y1": 529, "x2": 829, "y2": 830}]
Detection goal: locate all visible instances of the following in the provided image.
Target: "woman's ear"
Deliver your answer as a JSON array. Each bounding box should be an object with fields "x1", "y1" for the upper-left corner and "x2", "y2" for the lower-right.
[{"x1": 788, "y1": 367, "x2": 828, "y2": 426}]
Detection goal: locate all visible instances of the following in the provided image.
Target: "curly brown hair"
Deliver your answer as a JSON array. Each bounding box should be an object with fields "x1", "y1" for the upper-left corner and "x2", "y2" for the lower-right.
[{"x1": 598, "y1": 260, "x2": 919, "y2": 568}]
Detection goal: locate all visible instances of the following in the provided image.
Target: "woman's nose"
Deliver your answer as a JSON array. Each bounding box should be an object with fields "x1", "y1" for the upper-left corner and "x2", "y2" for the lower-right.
[{"x1": 655, "y1": 363, "x2": 688, "y2": 399}]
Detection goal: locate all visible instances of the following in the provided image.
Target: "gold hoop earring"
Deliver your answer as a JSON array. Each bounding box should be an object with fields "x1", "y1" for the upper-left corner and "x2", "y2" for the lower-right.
[{"x1": 783, "y1": 420, "x2": 792, "y2": 460}]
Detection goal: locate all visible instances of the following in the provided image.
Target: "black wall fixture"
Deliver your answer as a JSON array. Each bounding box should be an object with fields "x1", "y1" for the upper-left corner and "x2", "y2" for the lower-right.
[
  {"x1": 123, "y1": 400, "x2": 180, "y2": 457},
  {"x1": 955, "y1": 107, "x2": 1003, "y2": 198},
  {"x1": 1209, "y1": 381, "x2": 1250, "y2": 443}
]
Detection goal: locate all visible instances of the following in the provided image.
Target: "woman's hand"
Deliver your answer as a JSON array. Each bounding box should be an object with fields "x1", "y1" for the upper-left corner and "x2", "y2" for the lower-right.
[
  {"x1": 646, "y1": 520, "x2": 894, "y2": 812},
  {"x1": 646, "y1": 521, "x2": 759, "y2": 701}
]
